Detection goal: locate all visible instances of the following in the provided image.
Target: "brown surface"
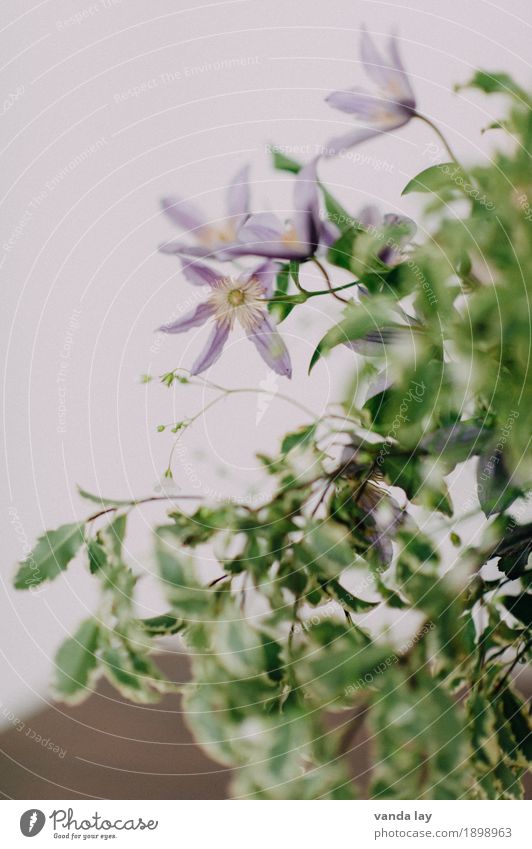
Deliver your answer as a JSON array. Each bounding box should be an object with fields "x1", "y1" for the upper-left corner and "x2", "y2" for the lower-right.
[
  {"x1": 0, "y1": 655, "x2": 529, "y2": 800},
  {"x1": 0, "y1": 654, "x2": 230, "y2": 800}
]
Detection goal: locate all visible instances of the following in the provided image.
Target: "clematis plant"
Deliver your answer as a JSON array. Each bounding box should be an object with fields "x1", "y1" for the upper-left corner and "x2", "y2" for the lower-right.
[
  {"x1": 14, "y1": 35, "x2": 532, "y2": 806},
  {"x1": 324, "y1": 26, "x2": 417, "y2": 156},
  {"x1": 159, "y1": 165, "x2": 250, "y2": 258},
  {"x1": 157, "y1": 259, "x2": 292, "y2": 377}
]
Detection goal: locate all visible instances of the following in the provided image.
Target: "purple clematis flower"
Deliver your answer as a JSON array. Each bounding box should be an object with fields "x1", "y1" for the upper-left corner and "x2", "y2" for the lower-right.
[
  {"x1": 159, "y1": 165, "x2": 251, "y2": 258},
  {"x1": 345, "y1": 206, "x2": 417, "y2": 356},
  {"x1": 356, "y1": 205, "x2": 416, "y2": 266},
  {"x1": 157, "y1": 260, "x2": 292, "y2": 377},
  {"x1": 324, "y1": 26, "x2": 416, "y2": 157},
  {"x1": 222, "y1": 159, "x2": 325, "y2": 261}
]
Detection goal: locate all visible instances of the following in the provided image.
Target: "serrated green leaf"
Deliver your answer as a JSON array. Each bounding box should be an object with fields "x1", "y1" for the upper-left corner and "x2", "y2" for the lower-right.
[
  {"x1": 138, "y1": 613, "x2": 184, "y2": 636},
  {"x1": 14, "y1": 522, "x2": 85, "y2": 589},
  {"x1": 281, "y1": 424, "x2": 316, "y2": 454},
  {"x1": 54, "y1": 619, "x2": 100, "y2": 702},
  {"x1": 457, "y1": 71, "x2": 529, "y2": 102}
]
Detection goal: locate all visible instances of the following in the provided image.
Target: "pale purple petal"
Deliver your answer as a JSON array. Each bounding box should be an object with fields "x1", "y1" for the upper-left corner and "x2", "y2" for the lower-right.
[
  {"x1": 387, "y1": 32, "x2": 416, "y2": 103},
  {"x1": 224, "y1": 213, "x2": 305, "y2": 260},
  {"x1": 161, "y1": 196, "x2": 206, "y2": 232},
  {"x1": 226, "y1": 165, "x2": 251, "y2": 221},
  {"x1": 326, "y1": 88, "x2": 388, "y2": 119},
  {"x1": 360, "y1": 26, "x2": 415, "y2": 106},
  {"x1": 293, "y1": 158, "x2": 321, "y2": 252},
  {"x1": 320, "y1": 220, "x2": 340, "y2": 247},
  {"x1": 247, "y1": 314, "x2": 292, "y2": 378},
  {"x1": 360, "y1": 26, "x2": 397, "y2": 91},
  {"x1": 180, "y1": 260, "x2": 224, "y2": 288},
  {"x1": 241, "y1": 260, "x2": 279, "y2": 298},
  {"x1": 345, "y1": 328, "x2": 400, "y2": 356},
  {"x1": 157, "y1": 302, "x2": 214, "y2": 334},
  {"x1": 357, "y1": 205, "x2": 381, "y2": 228},
  {"x1": 190, "y1": 321, "x2": 230, "y2": 374},
  {"x1": 237, "y1": 212, "x2": 284, "y2": 244},
  {"x1": 322, "y1": 126, "x2": 380, "y2": 157},
  {"x1": 159, "y1": 240, "x2": 235, "y2": 261},
  {"x1": 327, "y1": 89, "x2": 411, "y2": 128}
]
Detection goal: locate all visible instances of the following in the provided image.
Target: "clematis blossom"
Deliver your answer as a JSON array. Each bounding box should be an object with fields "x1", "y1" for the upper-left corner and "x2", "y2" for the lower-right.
[
  {"x1": 221, "y1": 159, "x2": 327, "y2": 261},
  {"x1": 324, "y1": 26, "x2": 416, "y2": 157},
  {"x1": 159, "y1": 165, "x2": 251, "y2": 258},
  {"x1": 157, "y1": 260, "x2": 292, "y2": 377}
]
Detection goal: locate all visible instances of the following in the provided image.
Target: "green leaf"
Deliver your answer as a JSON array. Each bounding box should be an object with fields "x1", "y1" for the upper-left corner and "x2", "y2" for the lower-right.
[
  {"x1": 309, "y1": 299, "x2": 396, "y2": 372},
  {"x1": 270, "y1": 146, "x2": 301, "y2": 173},
  {"x1": 499, "y1": 687, "x2": 532, "y2": 761},
  {"x1": 299, "y1": 522, "x2": 355, "y2": 579},
  {"x1": 327, "y1": 226, "x2": 361, "y2": 270},
  {"x1": 457, "y1": 71, "x2": 529, "y2": 102},
  {"x1": 476, "y1": 448, "x2": 521, "y2": 516},
  {"x1": 156, "y1": 526, "x2": 213, "y2": 619},
  {"x1": 14, "y1": 522, "x2": 85, "y2": 589},
  {"x1": 77, "y1": 486, "x2": 132, "y2": 508},
  {"x1": 281, "y1": 424, "x2": 316, "y2": 454},
  {"x1": 327, "y1": 579, "x2": 379, "y2": 613},
  {"x1": 101, "y1": 646, "x2": 168, "y2": 703},
  {"x1": 402, "y1": 163, "x2": 467, "y2": 196},
  {"x1": 268, "y1": 265, "x2": 294, "y2": 322},
  {"x1": 54, "y1": 619, "x2": 100, "y2": 702},
  {"x1": 502, "y1": 594, "x2": 532, "y2": 628},
  {"x1": 138, "y1": 613, "x2": 184, "y2": 636}
]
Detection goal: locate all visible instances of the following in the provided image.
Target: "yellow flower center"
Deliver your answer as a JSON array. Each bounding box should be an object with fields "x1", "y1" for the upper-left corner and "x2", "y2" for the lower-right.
[{"x1": 227, "y1": 289, "x2": 246, "y2": 306}]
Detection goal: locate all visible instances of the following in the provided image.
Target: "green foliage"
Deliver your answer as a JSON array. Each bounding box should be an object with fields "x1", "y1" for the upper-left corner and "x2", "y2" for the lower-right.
[
  {"x1": 54, "y1": 619, "x2": 100, "y2": 701},
  {"x1": 14, "y1": 522, "x2": 85, "y2": 589}
]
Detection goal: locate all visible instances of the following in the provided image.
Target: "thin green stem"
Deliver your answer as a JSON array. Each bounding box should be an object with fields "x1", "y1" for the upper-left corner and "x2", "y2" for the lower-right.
[
  {"x1": 415, "y1": 112, "x2": 460, "y2": 165},
  {"x1": 86, "y1": 492, "x2": 204, "y2": 523}
]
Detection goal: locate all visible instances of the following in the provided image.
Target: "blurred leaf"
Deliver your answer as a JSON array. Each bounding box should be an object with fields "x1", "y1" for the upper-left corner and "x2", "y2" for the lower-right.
[
  {"x1": 457, "y1": 71, "x2": 529, "y2": 102},
  {"x1": 502, "y1": 594, "x2": 532, "y2": 628},
  {"x1": 281, "y1": 424, "x2": 316, "y2": 454},
  {"x1": 54, "y1": 619, "x2": 100, "y2": 702},
  {"x1": 14, "y1": 522, "x2": 85, "y2": 589},
  {"x1": 402, "y1": 163, "x2": 467, "y2": 196}
]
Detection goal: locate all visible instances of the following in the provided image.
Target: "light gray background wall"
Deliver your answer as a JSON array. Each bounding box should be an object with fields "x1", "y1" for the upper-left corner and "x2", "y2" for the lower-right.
[{"x1": 2, "y1": 0, "x2": 531, "y2": 722}]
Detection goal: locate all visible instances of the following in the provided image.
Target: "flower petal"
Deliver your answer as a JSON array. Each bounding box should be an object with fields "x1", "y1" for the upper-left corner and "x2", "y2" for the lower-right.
[
  {"x1": 161, "y1": 196, "x2": 206, "y2": 232},
  {"x1": 224, "y1": 213, "x2": 304, "y2": 260},
  {"x1": 247, "y1": 313, "x2": 292, "y2": 378},
  {"x1": 159, "y1": 240, "x2": 234, "y2": 261},
  {"x1": 360, "y1": 25, "x2": 396, "y2": 90},
  {"x1": 190, "y1": 321, "x2": 231, "y2": 374},
  {"x1": 241, "y1": 260, "x2": 279, "y2": 298},
  {"x1": 322, "y1": 126, "x2": 380, "y2": 157},
  {"x1": 226, "y1": 164, "x2": 251, "y2": 220},
  {"x1": 357, "y1": 205, "x2": 381, "y2": 229},
  {"x1": 157, "y1": 302, "x2": 214, "y2": 334},
  {"x1": 237, "y1": 212, "x2": 284, "y2": 244},
  {"x1": 326, "y1": 88, "x2": 410, "y2": 129},
  {"x1": 293, "y1": 158, "x2": 321, "y2": 252},
  {"x1": 180, "y1": 259, "x2": 224, "y2": 287},
  {"x1": 387, "y1": 31, "x2": 416, "y2": 104},
  {"x1": 326, "y1": 87, "x2": 383, "y2": 117},
  {"x1": 360, "y1": 26, "x2": 415, "y2": 106}
]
